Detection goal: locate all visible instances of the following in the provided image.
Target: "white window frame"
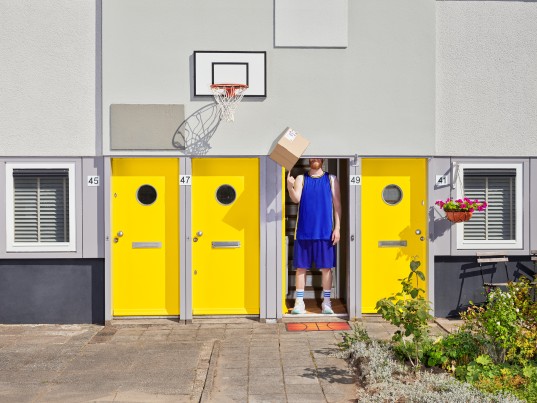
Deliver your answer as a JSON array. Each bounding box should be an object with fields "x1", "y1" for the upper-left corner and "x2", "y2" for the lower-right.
[
  {"x1": 456, "y1": 163, "x2": 523, "y2": 250},
  {"x1": 5, "y1": 162, "x2": 76, "y2": 252}
]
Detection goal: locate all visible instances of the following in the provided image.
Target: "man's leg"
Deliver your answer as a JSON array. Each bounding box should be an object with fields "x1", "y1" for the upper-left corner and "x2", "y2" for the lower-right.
[
  {"x1": 321, "y1": 268, "x2": 334, "y2": 314},
  {"x1": 292, "y1": 268, "x2": 307, "y2": 314}
]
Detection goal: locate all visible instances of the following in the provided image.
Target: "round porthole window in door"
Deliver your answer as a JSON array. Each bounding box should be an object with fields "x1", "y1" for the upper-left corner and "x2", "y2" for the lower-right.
[
  {"x1": 216, "y1": 184, "x2": 236, "y2": 205},
  {"x1": 382, "y1": 184, "x2": 403, "y2": 206},
  {"x1": 137, "y1": 184, "x2": 157, "y2": 206}
]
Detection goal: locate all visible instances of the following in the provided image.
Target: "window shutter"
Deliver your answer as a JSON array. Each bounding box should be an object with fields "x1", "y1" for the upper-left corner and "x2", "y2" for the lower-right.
[
  {"x1": 13, "y1": 169, "x2": 70, "y2": 243},
  {"x1": 463, "y1": 169, "x2": 516, "y2": 241}
]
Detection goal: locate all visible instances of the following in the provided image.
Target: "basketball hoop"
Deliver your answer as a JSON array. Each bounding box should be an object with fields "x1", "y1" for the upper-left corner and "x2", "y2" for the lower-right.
[{"x1": 210, "y1": 83, "x2": 248, "y2": 122}]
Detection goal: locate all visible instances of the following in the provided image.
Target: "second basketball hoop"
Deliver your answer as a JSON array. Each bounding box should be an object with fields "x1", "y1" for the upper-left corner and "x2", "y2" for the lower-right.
[{"x1": 210, "y1": 83, "x2": 248, "y2": 122}]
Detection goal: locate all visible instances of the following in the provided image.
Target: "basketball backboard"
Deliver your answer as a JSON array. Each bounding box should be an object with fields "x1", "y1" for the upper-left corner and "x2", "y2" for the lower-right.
[{"x1": 193, "y1": 51, "x2": 266, "y2": 97}]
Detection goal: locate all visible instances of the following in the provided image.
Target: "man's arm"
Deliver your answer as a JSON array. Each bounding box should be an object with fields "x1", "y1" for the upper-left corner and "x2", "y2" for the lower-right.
[
  {"x1": 287, "y1": 172, "x2": 304, "y2": 203},
  {"x1": 331, "y1": 176, "x2": 341, "y2": 245}
]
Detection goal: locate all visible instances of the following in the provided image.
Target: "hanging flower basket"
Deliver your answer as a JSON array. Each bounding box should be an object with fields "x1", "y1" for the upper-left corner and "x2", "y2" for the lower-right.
[
  {"x1": 435, "y1": 198, "x2": 487, "y2": 223},
  {"x1": 445, "y1": 211, "x2": 473, "y2": 223}
]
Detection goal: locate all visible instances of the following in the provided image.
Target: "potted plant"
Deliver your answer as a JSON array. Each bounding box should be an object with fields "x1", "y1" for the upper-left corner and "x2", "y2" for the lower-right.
[{"x1": 435, "y1": 197, "x2": 487, "y2": 223}]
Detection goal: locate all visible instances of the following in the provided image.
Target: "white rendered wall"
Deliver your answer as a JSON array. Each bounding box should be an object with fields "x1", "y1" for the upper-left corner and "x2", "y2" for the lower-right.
[
  {"x1": 103, "y1": 0, "x2": 435, "y2": 157},
  {"x1": 0, "y1": 1, "x2": 97, "y2": 157},
  {"x1": 437, "y1": 1, "x2": 537, "y2": 157}
]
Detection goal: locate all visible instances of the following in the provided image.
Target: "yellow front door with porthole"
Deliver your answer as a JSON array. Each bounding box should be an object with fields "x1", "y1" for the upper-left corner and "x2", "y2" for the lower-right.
[
  {"x1": 111, "y1": 159, "x2": 179, "y2": 316},
  {"x1": 361, "y1": 159, "x2": 427, "y2": 313},
  {"x1": 192, "y1": 158, "x2": 259, "y2": 315}
]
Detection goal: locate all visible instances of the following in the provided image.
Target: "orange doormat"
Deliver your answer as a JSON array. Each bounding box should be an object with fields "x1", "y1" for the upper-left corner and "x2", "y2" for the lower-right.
[{"x1": 285, "y1": 322, "x2": 351, "y2": 332}]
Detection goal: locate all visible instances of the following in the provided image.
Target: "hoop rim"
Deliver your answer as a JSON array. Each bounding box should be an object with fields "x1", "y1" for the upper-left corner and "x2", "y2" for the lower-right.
[{"x1": 210, "y1": 83, "x2": 249, "y2": 89}]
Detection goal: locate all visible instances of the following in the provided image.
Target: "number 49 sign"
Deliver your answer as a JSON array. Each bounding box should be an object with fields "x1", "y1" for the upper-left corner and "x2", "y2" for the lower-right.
[{"x1": 349, "y1": 175, "x2": 361, "y2": 186}]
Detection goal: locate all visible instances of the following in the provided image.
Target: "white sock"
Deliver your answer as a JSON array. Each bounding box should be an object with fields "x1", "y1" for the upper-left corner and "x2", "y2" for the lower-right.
[
  {"x1": 296, "y1": 289, "x2": 304, "y2": 303},
  {"x1": 323, "y1": 290, "x2": 331, "y2": 304}
]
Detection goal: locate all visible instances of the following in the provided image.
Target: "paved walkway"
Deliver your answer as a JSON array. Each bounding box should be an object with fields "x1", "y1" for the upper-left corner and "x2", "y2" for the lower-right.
[{"x1": 0, "y1": 317, "x2": 451, "y2": 402}]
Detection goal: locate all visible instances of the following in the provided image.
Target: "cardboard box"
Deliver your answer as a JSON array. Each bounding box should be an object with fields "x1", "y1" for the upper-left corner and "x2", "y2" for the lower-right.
[{"x1": 269, "y1": 127, "x2": 310, "y2": 170}]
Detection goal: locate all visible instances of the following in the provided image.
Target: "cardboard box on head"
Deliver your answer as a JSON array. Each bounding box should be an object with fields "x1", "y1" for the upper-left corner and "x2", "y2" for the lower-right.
[{"x1": 269, "y1": 127, "x2": 310, "y2": 171}]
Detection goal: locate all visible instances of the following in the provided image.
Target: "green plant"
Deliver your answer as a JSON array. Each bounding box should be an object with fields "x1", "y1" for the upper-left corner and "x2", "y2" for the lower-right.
[
  {"x1": 375, "y1": 257, "x2": 432, "y2": 368},
  {"x1": 461, "y1": 281, "x2": 537, "y2": 365},
  {"x1": 338, "y1": 322, "x2": 371, "y2": 352},
  {"x1": 423, "y1": 331, "x2": 481, "y2": 371}
]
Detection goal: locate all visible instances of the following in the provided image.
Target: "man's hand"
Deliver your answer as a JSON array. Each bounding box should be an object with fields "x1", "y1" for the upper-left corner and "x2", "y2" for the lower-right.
[
  {"x1": 331, "y1": 228, "x2": 340, "y2": 245},
  {"x1": 287, "y1": 171, "x2": 295, "y2": 189}
]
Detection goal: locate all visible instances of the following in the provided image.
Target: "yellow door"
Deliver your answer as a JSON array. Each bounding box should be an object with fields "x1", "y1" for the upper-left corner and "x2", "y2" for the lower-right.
[
  {"x1": 192, "y1": 158, "x2": 260, "y2": 315},
  {"x1": 361, "y1": 159, "x2": 427, "y2": 313},
  {"x1": 111, "y1": 159, "x2": 179, "y2": 316}
]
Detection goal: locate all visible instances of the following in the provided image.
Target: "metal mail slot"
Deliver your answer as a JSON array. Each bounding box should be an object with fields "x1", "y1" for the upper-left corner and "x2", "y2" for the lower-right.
[
  {"x1": 132, "y1": 242, "x2": 162, "y2": 249},
  {"x1": 212, "y1": 241, "x2": 241, "y2": 249},
  {"x1": 378, "y1": 240, "x2": 407, "y2": 248}
]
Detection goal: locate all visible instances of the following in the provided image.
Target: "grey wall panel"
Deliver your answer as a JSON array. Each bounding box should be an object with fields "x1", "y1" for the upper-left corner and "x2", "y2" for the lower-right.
[
  {"x1": 434, "y1": 256, "x2": 535, "y2": 318},
  {"x1": 437, "y1": 2, "x2": 537, "y2": 156},
  {"x1": 430, "y1": 158, "x2": 452, "y2": 256},
  {"x1": 1, "y1": 1, "x2": 97, "y2": 156},
  {"x1": 259, "y1": 158, "x2": 268, "y2": 319},
  {"x1": 0, "y1": 259, "x2": 104, "y2": 324},
  {"x1": 102, "y1": 0, "x2": 435, "y2": 156},
  {"x1": 0, "y1": 162, "x2": 6, "y2": 255},
  {"x1": 104, "y1": 158, "x2": 112, "y2": 321},
  {"x1": 348, "y1": 159, "x2": 361, "y2": 319},
  {"x1": 264, "y1": 158, "x2": 281, "y2": 320},
  {"x1": 179, "y1": 158, "x2": 192, "y2": 322},
  {"x1": 529, "y1": 158, "x2": 537, "y2": 254},
  {"x1": 82, "y1": 157, "x2": 105, "y2": 258}
]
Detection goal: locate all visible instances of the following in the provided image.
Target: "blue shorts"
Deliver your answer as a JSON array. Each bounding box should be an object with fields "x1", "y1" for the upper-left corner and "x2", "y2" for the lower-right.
[{"x1": 293, "y1": 240, "x2": 336, "y2": 270}]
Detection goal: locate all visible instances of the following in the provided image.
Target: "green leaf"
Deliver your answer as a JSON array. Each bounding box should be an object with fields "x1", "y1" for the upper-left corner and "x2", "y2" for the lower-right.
[
  {"x1": 416, "y1": 271, "x2": 425, "y2": 281},
  {"x1": 475, "y1": 355, "x2": 492, "y2": 366},
  {"x1": 410, "y1": 289, "x2": 419, "y2": 299},
  {"x1": 410, "y1": 260, "x2": 421, "y2": 270}
]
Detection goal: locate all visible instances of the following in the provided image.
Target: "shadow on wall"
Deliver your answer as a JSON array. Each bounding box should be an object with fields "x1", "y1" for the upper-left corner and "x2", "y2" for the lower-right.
[
  {"x1": 430, "y1": 205, "x2": 451, "y2": 241},
  {"x1": 172, "y1": 103, "x2": 221, "y2": 155}
]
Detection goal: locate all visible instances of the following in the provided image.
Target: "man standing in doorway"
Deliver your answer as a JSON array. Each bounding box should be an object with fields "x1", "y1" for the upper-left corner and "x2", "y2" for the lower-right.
[{"x1": 287, "y1": 158, "x2": 342, "y2": 314}]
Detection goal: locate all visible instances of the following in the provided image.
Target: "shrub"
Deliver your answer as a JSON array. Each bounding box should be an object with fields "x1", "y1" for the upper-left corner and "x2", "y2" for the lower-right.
[
  {"x1": 337, "y1": 324, "x2": 521, "y2": 402},
  {"x1": 375, "y1": 258, "x2": 432, "y2": 368}
]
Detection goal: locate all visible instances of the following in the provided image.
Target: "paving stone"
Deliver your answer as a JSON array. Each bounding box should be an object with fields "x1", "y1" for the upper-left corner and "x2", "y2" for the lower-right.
[
  {"x1": 285, "y1": 393, "x2": 327, "y2": 402},
  {"x1": 285, "y1": 382, "x2": 323, "y2": 395},
  {"x1": 284, "y1": 374, "x2": 320, "y2": 385},
  {"x1": 248, "y1": 394, "x2": 287, "y2": 403},
  {"x1": 249, "y1": 359, "x2": 281, "y2": 368}
]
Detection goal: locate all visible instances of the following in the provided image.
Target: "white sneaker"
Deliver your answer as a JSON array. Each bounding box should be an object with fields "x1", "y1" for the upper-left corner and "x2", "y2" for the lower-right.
[
  {"x1": 321, "y1": 301, "x2": 334, "y2": 314},
  {"x1": 291, "y1": 300, "x2": 306, "y2": 314}
]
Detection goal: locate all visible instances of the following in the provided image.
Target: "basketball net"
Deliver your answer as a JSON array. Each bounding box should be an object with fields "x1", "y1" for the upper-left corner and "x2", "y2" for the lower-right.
[{"x1": 210, "y1": 84, "x2": 248, "y2": 122}]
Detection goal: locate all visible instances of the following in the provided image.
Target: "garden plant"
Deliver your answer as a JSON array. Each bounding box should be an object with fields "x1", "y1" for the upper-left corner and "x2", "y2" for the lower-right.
[{"x1": 338, "y1": 260, "x2": 537, "y2": 401}]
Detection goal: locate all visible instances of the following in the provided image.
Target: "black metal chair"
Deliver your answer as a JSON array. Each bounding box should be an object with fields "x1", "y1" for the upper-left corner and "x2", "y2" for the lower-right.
[{"x1": 477, "y1": 251, "x2": 509, "y2": 290}]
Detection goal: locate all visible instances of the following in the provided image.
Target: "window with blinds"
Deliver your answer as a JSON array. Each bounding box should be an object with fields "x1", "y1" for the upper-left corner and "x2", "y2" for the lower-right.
[
  {"x1": 13, "y1": 169, "x2": 70, "y2": 243},
  {"x1": 456, "y1": 163, "x2": 523, "y2": 250},
  {"x1": 6, "y1": 163, "x2": 76, "y2": 252},
  {"x1": 463, "y1": 168, "x2": 516, "y2": 241}
]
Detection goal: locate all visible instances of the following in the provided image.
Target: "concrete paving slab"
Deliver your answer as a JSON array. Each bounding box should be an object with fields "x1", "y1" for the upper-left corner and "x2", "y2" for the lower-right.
[
  {"x1": 248, "y1": 394, "x2": 287, "y2": 403},
  {"x1": 0, "y1": 317, "x2": 452, "y2": 402},
  {"x1": 285, "y1": 393, "x2": 327, "y2": 402}
]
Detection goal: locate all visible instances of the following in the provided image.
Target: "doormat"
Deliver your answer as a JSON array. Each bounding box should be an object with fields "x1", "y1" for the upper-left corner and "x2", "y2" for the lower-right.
[{"x1": 285, "y1": 322, "x2": 351, "y2": 332}]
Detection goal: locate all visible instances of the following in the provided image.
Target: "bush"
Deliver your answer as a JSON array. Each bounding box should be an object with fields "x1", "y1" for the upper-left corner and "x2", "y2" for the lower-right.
[
  {"x1": 375, "y1": 258, "x2": 432, "y2": 368},
  {"x1": 337, "y1": 324, "x2": 521, "y2": 402}
]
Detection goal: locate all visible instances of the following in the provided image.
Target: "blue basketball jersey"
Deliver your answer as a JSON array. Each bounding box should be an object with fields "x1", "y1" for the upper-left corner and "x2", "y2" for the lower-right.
[{"x1": 295, "y1": 172, "x2": 334, "y2": 240}]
